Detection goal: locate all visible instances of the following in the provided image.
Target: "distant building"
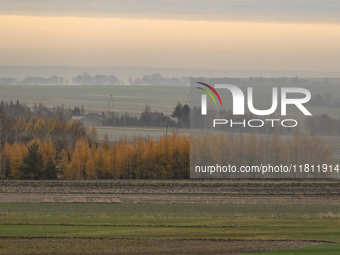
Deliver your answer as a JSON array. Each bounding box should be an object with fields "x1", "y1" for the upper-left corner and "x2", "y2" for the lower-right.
[
  {"x1": 40, "y1": 108, "x2": 54, "y2": 119},
  {"x1": 79, "y1": 113, "x2": 107, "y2": 126},
  {"x1": 139, "y1": 111, "x2": 178, "y2": 127},
  {"x1": 140, "y1": 111, "x2": 163, "y2": 121}
]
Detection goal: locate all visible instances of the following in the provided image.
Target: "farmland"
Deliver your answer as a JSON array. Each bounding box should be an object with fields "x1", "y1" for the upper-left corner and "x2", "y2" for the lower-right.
[
  {"x1": 1, "y1": 84, "x2": 340, "y2": 118},
  {"x1": 0, "y1": 180, "x2": 339, "y2": 254},
  {"x1": 1, "y1": 85, "x2": 340, "y2": 253},
  {"x1": 0, "y1": 85, "x2": 190, "y2": 116}
]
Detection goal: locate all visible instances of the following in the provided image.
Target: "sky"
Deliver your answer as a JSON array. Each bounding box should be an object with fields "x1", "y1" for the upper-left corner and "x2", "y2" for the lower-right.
[{"x1": 1, "y1": 0, "x2": 340, "y2": 71}]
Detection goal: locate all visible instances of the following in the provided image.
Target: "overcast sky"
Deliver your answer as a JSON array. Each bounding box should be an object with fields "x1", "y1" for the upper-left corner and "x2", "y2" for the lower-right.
[
  {"x1": 2, "y1": 0, "x2": 340, "y2": 23},
  {"x1": 1, "y1": 0, "x2": 340, "y2": 71}
]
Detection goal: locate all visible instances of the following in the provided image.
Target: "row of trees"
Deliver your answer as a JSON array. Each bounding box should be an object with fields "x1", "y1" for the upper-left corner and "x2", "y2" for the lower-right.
[
  {"x1": 305, "y1": 93, "x2": 340, "y2": 108},
  {"x1": 0, "y1": 74, "x2": 123, "y2": 86},
  {"x1": 2, "y1": 131, "x2": 334, "y2": 180},
  {"x1": 304, "y1": 114, "x2": 340, "y2": 136},
  {"x1": 0, "y1": 100, "x2": 30, "y2": 118},
  {"x1": 0, "y1": 99, "x2": 336, "y2": 180},
  {"x1": 2, "y1": 140, "x2": 58, "y2": 179},
  {"x1": 1, "y1": 100, "x2": 86, "y2": 121},
  {"x1": 1, "y1": 73, "x2": 188, "y2": 86},
  {"x1": 194, "y1": 77, "x2": 333, "y2": 87},
  {"x1": 0, "y1": 112, "x2": 97, "y2": 154},
  {"x1": 191, "y1": 132, "x2": 334, "y2": 178},
  {"x1": 0, "y1": 76, "x2": 67, "y2": 85},
  {"x1": 72, "y1": 73, "x2": 123, "y2": 85},
  {"x1": 1, "y1": 73, "x2": 190, "y2": 86},
  {"x1": 2, "y1": 76, "x2": 338, "y2": 87},
  {"x1": 171, "y1": 103, "x2": 190, "y2": 128},
  {"x1": 129, "y1": 74, "x2": 189, "y2": 86},
  {"x1": 0, "y1": 101, "x2": 98, "y2": 179},
  {"x1": 2, "y1": 134, "x2": 190, "y2": 180},
  {"x1": 101, "y1": 103, "x2": 189, "y2": 128}
]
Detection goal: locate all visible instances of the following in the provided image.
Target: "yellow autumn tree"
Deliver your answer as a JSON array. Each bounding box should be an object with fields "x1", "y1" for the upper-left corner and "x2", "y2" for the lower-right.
[
  {"x1": 34, "y1": 118, "x2": 47, "y2": 139},
  {"x1": 1, "y1": 142, "x2": 12, "y2": 178},
  {"x1": 59, "y1": 149, "x2": 69, "y2": 178},
  {"x1": 9, "y1": 142, "x2": 26, "y2": 179},
  {"x1": 245, "y1": 133, "x2": 260, "y2": 166},
  {"x1": 66, "y1": 138, "x2": 91, "y2": 179},
  {"x1": 93, "y1": 146, "x2": 110, "y2": 179}
]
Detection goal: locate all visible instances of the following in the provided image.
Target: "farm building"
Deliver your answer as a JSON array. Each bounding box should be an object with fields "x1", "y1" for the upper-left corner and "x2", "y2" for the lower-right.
[
  {"x1": 139, "y1": 111, "x2": 178, "y2": 127},
  {"x1": 140, "y1": 111, "x2": 164, "y2": 121}
]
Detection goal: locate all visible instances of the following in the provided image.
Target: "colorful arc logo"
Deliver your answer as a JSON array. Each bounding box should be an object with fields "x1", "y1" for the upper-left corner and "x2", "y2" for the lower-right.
[{"x1": 196, "y1": 82, "x2": 223, "y2": 106}]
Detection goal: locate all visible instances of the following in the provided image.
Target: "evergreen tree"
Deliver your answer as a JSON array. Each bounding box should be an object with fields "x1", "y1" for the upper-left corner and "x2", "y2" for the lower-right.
[{"x1": 20, "y1": 142, "x2": 44, "y2": 179}]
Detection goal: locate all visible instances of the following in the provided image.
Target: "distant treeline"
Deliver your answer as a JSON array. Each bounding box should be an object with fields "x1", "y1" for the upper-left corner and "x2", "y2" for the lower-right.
[
  {"x1": 1, "y1": 134, "x2": 189, "y2": 180},
  {"x1": 0, "y1": 100, "x2": 85, "y2": 121},
  {"x1": 0, "y1": 101, "x2": 335, "y2": 180},
  {"x1": 2, "y1": 75, "x2": 335, "y2": 87},
  {"x1": 305, "y1": 114, "x2": 340, "y2": 136},
  {"x1": 105, "y1": 102, "x2": 190, "y2": 128},
  {"x1": 0, "y1": 115, "x2": 99, "y2": 179},
  {"x1": 0, "y1": 101, "x2": 94, "y2": 149},
  {"x1": 0, "y1": 73, "x2": 123, "y2": 86},
  {"x1": 129, "y1": 74, "x2": 189, "y2": 86},
  {"x1": 0, "y1": 73, "x2": 189, "y2": 86},
  {"x1": 2, "y1": 130, "x2": 332, "y2": 180},
  {"x1": 306, "y1": 93, "x2": 340, "y2": 108},
  {"x1": 0, "y1": 101, "x2": 189, "y2": 179},
  {"x1": 191, "y1": 132, "x2": 333, "y2": 178}
]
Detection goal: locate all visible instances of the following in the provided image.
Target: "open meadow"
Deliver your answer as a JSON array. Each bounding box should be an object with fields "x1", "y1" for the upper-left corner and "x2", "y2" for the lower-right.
[{"x1": 0, "y1": 180, "x2": 339, "y2": 254}]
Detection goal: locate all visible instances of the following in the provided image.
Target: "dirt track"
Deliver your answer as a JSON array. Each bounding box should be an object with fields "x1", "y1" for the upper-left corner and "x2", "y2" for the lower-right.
[{"x1": 1, "y1": 180, "x2": 339, "y2": 204}]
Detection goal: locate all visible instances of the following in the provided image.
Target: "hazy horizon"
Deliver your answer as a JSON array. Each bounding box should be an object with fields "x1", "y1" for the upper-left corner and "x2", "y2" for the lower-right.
[
  {"x1": 3, "y1": 66, "x2": 340, "y2": 84},
  {"x1": 1, "y1": 1, "x2": 340, "y2": 73}
]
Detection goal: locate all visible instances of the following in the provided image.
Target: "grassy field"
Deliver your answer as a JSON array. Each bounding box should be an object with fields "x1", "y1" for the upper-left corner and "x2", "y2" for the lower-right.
[
  {"x1": 0, "y1": 238, "x2": 329, "y2": 255},
  {"x1": 1, "y1": 203, "x2": 340, "y2": 220},
  {"x1": 253, "y1": 244, "x2": 340, "y2": 255},
  {"x1": 0, "y1": 204, "x2": 339, "y2": 241},
  {"x1": 0, "y1": 202, "x2": 339, "y2": 254}
]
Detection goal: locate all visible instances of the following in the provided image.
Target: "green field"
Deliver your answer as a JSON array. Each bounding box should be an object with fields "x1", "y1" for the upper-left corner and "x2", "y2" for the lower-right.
[
  {"x1": 252, "y1": 244, "x2": 340, "y2": 255},
  {"x1": 0, "y1": 203, "x2": 339, "y2": 254},
  {"x1": 1, "y1": 203, "x2": 340, "y2": 221}
]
